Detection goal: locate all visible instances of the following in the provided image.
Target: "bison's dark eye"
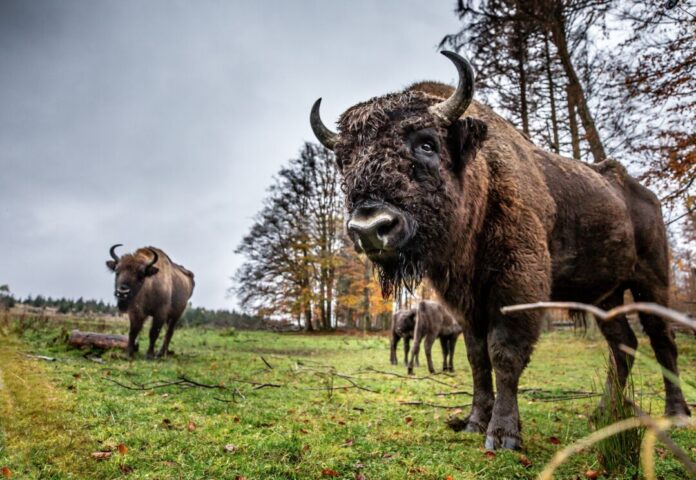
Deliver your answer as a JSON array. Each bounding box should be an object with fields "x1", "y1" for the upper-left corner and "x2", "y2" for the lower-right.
[{"x1": 418, "y1": 142, "x2": 434, "y2": 154}]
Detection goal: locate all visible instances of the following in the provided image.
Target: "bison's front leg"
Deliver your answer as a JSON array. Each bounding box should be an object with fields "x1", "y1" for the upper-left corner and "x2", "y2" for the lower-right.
[
  {"x1": 147, "y1": 314, "x2": 165, "y2": 359},
  {"x1": 157, "y1": 317, "x2": 177, "y2": 358},
  {"x1": 127, "y1": 312, "x2": 145, "y2": 359},
  {"x1": 390, "y1": 333, "x2": 400, "y2": 365},
  {"x1": 485, "y1": 309, "x2": 541, "y2": 450},
  {"x1": 448, "y1": 328, "x2": 493, "y2": 433}
]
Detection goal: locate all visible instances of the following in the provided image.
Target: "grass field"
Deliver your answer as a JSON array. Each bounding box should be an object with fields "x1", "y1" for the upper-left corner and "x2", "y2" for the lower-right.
[{"x1": 0, "y1": 319, "x2": 694, "y2": 479}]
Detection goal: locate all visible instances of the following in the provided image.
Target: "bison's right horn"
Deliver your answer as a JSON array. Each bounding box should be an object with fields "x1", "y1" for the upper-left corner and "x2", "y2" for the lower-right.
[
  {"x1": 109, "y1": 244, "x2": 122, "y2": 263},
  {"x1": 146, "y1": 248, "x2": 159, "y2": 269},
  {"x1": 429, "y1": 51, "x2": 476, "y2": 125},
  {"x1": 310, "y1": 98, "x2": 339, "y2": 150}
]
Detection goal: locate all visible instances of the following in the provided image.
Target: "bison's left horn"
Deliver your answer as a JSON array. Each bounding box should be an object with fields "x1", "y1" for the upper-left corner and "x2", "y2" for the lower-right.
[
  {"x1": 310, "y1": 98, "x2": 339, "y2": 150},
  {"x1": 109, "y1": 244, "x2": 122, "y2": 263},
  {"x1": 429, "y1": 51, "x2": 476, "y2": 125},
  {"x1": 146, "y1": 248, "x2": 158, "y2": 269}
]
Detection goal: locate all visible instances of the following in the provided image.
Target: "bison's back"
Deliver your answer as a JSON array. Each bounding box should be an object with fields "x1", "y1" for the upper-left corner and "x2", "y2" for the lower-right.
[{"x1": 533, "y1": 153, "x2": 640, "y2": 303}]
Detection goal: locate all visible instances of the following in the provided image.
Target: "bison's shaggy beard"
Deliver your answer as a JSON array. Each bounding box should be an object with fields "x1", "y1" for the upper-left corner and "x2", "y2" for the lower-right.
[{"x1": 375, "y1": 251, "x2": 424, "y2": 299}]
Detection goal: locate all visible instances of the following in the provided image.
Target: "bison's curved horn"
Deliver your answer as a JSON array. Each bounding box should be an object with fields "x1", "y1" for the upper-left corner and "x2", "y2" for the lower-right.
[
  {"x1": 146, "y1": 248, "x2": 159, "y2": 269},
  {"x1": 429, "y1": 51, "x2": 476, "y2": 125},
  {"x1": 310, "y1": 98, "x2": 339, "y2": 150},
  {"x1": 109, "y1": 244, "x2": 122, "y2": 263}
]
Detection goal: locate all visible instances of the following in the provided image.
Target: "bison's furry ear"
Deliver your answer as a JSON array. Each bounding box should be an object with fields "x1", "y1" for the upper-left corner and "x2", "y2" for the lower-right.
[
  {"x1": 106, "y1": 260, "x2": 117, "y2": 271},
  {"x1": 144, "y1": 266, "x2": 159, "y2": 277},
  {"x1": 446, "y1": 117, "x2": 487, "y2": 173}
]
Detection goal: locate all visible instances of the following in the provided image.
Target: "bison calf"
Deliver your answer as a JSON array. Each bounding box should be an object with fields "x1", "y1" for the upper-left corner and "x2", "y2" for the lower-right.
[
  {"x1": 408, "y1": 301, "x2": 462, "y2": 375},
  {"x1": 106, "y1": 245, "x2": 194, "y2": 359},
  {"x1": 390, "y1": 308, "x2": 419, "y2": 366}
]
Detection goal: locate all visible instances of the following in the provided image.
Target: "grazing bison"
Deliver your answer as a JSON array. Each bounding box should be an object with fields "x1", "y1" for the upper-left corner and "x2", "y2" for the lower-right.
[
  {"x1": 390, "y1": 307, "x2": 418, "y2": 366},
  {"x1": 408, "y1": 300, "x2": 462, "y2": 375},
  {"x1": 310, "y1": 51, "x2": 690, "y2": 450},
  {"x1": 106, "y1": 245, "x2": 194, "y2": 359}
]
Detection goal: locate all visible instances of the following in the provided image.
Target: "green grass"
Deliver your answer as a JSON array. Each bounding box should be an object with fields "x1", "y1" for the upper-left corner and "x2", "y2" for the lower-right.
[{"x1": 0, "y1": 322, "x2": 694, "y2": 479}]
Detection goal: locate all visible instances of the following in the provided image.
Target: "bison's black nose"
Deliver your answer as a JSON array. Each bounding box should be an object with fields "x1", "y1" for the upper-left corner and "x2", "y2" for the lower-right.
[{"x1": 348, "y1": 203, "x2": 412, "y2": 254}]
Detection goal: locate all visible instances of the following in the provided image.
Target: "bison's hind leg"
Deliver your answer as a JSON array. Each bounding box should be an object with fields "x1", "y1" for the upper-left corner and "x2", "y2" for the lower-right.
[
  {"x1": 631, "y1": 284, "x2": 690, "y2": 417},
  {"x1": 594, "y1": 288, "x2": 638, "y2": 418}
]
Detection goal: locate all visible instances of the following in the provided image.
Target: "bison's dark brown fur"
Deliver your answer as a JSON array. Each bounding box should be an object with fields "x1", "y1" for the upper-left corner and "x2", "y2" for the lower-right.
[
  {"x1": 408, "y1": 300, "x2": 462, "y2": 375},
  {"x1": 310, "y1": 52, "x2": 690, "y2": 450},
  {"x1": 106, "y1": 245, "x2": 194, "y2": 359},
  {"x1": 390, "y1": 308, "x2": 418, "y2": 366}
]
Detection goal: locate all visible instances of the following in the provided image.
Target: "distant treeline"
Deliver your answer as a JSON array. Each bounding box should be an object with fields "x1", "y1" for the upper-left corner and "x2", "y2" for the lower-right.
[
  {"x1": 21, "y1": 294, "x2": 118, "y2": 315},
  {"x1": 181, "y1": 306, "x2": 265, "y2": 329}
]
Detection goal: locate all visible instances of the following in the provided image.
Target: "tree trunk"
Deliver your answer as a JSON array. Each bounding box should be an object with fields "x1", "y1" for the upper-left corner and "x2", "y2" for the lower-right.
[
  {"x1": 566, "y1": 84, "x2": 581, "y2": 160},
  {"x1": 550, "y1": 19, "x2": 606, "y2": 163},
  {"x1": 515, "y1": 26, "x2": 530, "y2": 137},
  {"x1": 544, "y1": 33, "x2": 560, "y2": 153},
  {"x1": 68, "y1": 330, "x2": 132, "y2": 350}
]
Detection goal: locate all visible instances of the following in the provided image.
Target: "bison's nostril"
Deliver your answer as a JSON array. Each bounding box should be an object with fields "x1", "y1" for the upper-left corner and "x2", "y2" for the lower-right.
[{"x1": 376, "y1": 218, "x2": 398, "y2": 239}]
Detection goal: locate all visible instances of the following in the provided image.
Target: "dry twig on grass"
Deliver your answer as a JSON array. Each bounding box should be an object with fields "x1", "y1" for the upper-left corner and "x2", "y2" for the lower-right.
[
  {"x1": 399, "y1": 400, "x2": 471, "y2": 409},
  {"x1": 357, "y1": 366, "x2": 456, "y2": 388}
]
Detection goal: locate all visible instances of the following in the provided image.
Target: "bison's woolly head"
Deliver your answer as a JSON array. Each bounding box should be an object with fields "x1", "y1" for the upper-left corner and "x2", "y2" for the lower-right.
[
  {"x1": 310, "y1": 51, "x2": 487, "y2": 297},
  {"x1": 106, "y1": 244, "x2": 159, "y2": 311}
]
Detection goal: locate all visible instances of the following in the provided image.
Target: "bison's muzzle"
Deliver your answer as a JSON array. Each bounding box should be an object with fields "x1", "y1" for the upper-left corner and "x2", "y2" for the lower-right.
[{"x1": 347, "y1": 202, "x2": 415, "y2": 260}]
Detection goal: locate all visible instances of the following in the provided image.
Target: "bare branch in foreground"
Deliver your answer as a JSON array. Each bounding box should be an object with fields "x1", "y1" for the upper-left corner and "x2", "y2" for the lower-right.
[{"x1": 501, "y1": 301, "x2": 696, "y2": 331}]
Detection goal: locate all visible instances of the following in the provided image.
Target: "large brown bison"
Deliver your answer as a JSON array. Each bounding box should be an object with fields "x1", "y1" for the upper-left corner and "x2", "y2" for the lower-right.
[
  {"x1": 106, "y1": 245, "x2": 194, "y2": 359},
  {"x1": 310, "y1": 51, "x2": 690, "y2": 450},
  {"x1": 408, "y1": 300, "x2": 462, "y2": 375}
]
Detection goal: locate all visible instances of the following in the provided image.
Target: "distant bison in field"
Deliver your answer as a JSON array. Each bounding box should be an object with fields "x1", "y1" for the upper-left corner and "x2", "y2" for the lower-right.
[
  {"x1": 390, "y1": 307, "x2": 418, "y2": 366},
  {"x1": 107, "y1": 245, "x2": 194, "y2": 359},
  {"x1": 310, "y1": 51, "x2": 690, "y2": 450},
  {"x1": 408, "y1": 300, "x2": 462, "y2": 375}
]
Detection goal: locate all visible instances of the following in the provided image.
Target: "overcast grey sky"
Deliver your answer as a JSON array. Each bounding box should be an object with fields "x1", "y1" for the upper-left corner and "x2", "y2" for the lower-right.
[{"x1": 0, "y1": 1, "x2": 462, "y2": 309}]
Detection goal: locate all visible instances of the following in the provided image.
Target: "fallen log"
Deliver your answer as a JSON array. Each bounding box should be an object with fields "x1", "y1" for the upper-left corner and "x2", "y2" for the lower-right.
[{"x1": 68, "y1": 330, "x2": 136, "y2": 351}]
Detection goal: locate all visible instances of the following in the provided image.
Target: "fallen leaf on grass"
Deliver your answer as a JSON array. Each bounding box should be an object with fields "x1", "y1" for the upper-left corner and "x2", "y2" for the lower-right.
[
  {"x1": 1, "y1": 467, "x2": 12, "y2": 478},
  {"x1": 161, "y1": 418, "x2": 173, "y2": 429},
  {"x1": 224, "y1": 444, "x2": 237, "y2": 453},
  {"x1": 484, "y1": 451, "x2": 496, "y2": 459},
  {"x1": 518, "y1": 455, "x2": 532, "y2": 468},
  {"x1": 73, "y1": 373, "x2": 81, "y2": 379},
  {"x1": 91, "y1": 451, "x2": 112, "y2": 460},
  {"x1": 233, "y1": 416, "x2": 241, "y2": 423},
  {"x1": 234, "y1": 476, "x2": 247, "y2": 480},
  {"x1": 404, "y1": 416, "x2": 413, "y2": 424},
  {"x1": 450, "y1": 408, "x2": 463, "y2": 415},
  {"x1": 119, "y1": 465, "x2": 134, "y2": 474},
  {"x1": 356, "y1": 474, "x2": 366, "y2": 480},
  {"x1": 299, "y1": 428, "x2": 309, "y2": 434},
  {"x1": 117, "y1": 443, "x2": 128, "y2": 455},
  {"x1": 548, "y1": 436, "x2": 561, "y2": 445},
  {"x1": 188, "y1": 421, "x2": 197, "y2": 432},
  {"x1": 446, "y1": 476, "x2": 454, "y2": 480},
  {"x1": 341, "y1": 439, "x2": 354, "y2": 447},
  {"x1": 382, "y1": 453, "x2": 393, "y2": 459},
  {"x1": 584, "y1": 470, "x2": 599, "y2": 479},
  {"x1": 337, "y1": 420, "x2": 346, "y2": 426},
  {"x1": 321, "y1": 468, "x2": 339, "y2": 477}
]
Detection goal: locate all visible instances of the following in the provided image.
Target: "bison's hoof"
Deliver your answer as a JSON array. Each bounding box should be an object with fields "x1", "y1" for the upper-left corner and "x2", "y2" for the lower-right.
[
  {"x1": 485, "y1": 434, "x2": 521, "y2": 451},
  {"x1": 407, "y1": 368, "x2": 414, "y2": 376},
  {"x1": 665, "y1": 400, "x2": 691, "y2": 418},
  {"x1": 446, "y1": 415, "x2": 487, "y2": 433}
]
